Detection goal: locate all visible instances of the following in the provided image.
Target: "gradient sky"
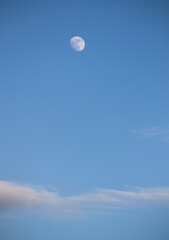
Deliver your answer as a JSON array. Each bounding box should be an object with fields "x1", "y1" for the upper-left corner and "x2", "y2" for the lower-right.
[{"x1": 0, "y1": 0, "x2": 169, "y2": 239}]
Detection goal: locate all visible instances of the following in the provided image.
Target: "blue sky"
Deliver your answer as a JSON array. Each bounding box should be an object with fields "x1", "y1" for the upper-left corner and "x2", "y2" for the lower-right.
[{"x1": 0, "y1": 0, "x2": 169, "y2": 239}]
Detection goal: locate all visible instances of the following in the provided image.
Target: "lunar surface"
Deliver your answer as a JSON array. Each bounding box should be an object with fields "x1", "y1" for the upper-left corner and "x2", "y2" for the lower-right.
[{"x1": 70, "y1": 36, "x2": 85, "y2": 52}]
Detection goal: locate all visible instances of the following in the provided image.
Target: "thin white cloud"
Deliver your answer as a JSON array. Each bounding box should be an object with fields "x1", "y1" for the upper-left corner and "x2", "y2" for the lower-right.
[
  {"x1": 0, "y1": 181, "x2": 169, "y2": 218},
  {"x1": 130, "y1": 126, "x2": 169, "y2": 142}
]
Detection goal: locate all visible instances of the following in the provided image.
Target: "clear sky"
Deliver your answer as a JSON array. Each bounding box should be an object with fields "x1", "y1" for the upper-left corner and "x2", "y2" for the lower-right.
[{"x1": 0, "y1": 0, "x2": 169, "y2": 239}]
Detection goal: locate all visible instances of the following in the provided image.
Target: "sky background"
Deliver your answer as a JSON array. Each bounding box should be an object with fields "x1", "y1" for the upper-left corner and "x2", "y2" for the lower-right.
[{"x1": 0, "y1": 0, "x2": 169, "y2": 239}]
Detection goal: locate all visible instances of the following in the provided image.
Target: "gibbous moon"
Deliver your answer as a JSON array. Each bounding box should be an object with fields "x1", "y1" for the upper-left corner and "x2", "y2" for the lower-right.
[{"x1": 70, "y1": 36, "x2": 85, "y2": 52}]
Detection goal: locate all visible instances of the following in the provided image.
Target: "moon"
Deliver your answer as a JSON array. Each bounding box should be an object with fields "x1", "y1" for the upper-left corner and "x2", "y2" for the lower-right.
[{"x1": 70, "y1": 36, "x2": 85, "y2": 52}]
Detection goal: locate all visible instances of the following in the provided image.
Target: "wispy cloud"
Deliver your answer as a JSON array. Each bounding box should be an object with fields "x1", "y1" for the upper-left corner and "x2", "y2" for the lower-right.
[
  {"x1": 130, "y1": 126, "x2": 169, "y2": 142},
  {"x1": 0, "y1": 181, "x2": 169, "y2": 218}
]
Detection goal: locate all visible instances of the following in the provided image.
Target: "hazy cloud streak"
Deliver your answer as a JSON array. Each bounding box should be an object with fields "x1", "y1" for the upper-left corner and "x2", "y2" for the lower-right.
[
  {"x1": 130, "y1": 126, "x2": 169, "y2": 142},
  {"x1": 0, "y1": 181, "x2": 169, "y2": 217}
]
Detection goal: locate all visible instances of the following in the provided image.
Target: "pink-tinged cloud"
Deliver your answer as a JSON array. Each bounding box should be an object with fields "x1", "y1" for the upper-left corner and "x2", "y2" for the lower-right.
[{"x1": 0, "y1": 181, "x2": 169, "y2": 217}]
